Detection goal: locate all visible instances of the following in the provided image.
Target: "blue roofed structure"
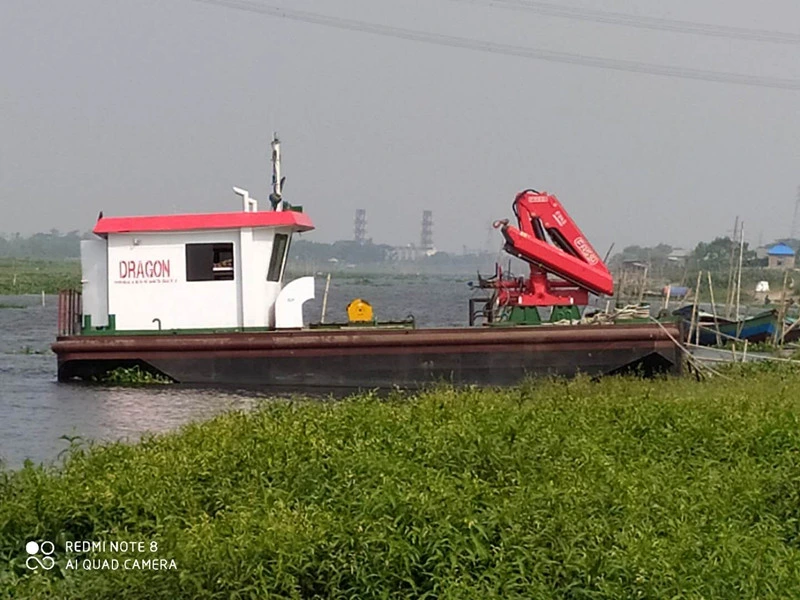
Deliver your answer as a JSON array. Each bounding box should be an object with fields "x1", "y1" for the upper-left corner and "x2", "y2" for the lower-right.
[
  {"x1": 767, "y1": 243, "x2": 796, "y2": 269},
  {"x1": 768, "y1": 243, "x2": 795, "y2": 256}
]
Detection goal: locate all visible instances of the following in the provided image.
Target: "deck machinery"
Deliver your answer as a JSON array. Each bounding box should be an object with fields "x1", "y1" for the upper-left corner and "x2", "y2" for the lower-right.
[{"x1": 477, "y1": 189, "x2": 614, "y2": 325}]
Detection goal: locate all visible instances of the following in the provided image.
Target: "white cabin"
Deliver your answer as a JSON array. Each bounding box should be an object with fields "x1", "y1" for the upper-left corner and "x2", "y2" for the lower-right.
[{"x1": 80, "y1": 206, "x2": 315, "y2": 333}]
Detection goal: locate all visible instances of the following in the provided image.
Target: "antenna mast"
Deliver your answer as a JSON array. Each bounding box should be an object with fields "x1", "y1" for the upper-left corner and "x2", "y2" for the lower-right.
[{"x1": 270, "y1": 133, "x2": 283, "y2": 212}]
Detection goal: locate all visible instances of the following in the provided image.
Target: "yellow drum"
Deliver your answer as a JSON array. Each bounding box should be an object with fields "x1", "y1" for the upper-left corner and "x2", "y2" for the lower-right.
[{"x1": 347, "y1": 298, "x2": 374, "y2": 322}]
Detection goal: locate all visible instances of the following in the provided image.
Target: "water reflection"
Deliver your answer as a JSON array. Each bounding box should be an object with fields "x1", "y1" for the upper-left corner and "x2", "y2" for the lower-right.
[{"x1": 0, "y1": 277, "x2": 478, "y2": 467}]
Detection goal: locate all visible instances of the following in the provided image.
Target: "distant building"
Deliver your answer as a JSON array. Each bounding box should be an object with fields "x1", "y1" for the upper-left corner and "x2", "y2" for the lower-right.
[
  {"x1": 767, "y1": 243, "x2": 795, "y2": 269},
  {"x1": 621, "y1": 259, "x2": 647, "y2": 273},
  {"x1": 667, "y1": 248, "x2": 689, "y2": 263},
  {"x1": 389, "y1": 244, "x2": 437, "y2": 261}
]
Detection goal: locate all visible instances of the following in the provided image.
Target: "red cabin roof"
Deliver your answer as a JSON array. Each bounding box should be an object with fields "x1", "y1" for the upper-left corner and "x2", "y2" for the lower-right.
[{"x1": 93, "y1": 210, "x2": 314, "y2": 235}]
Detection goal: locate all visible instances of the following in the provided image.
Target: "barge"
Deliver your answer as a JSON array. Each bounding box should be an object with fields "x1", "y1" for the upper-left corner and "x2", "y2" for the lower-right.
[{"x1": 53, "y1": 137, "x2": 684, "y2": 389}]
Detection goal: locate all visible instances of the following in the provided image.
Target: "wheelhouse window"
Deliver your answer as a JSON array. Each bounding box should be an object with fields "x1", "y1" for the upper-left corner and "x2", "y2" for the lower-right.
[
  {"x1": 186, "y1": 243, "x2": 234, "y2": 281},
  {"x1": 267, "y1": 234, "x2": 289, "y2": 282}
]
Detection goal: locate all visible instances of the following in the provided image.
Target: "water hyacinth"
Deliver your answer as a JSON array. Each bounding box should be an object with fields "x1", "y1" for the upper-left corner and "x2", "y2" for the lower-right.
[
  {"x1": 2, "y1": 368, "x2": 800, "y2": 598},
  {"x1": 95, "y1": 366, "x2": 173, "y2": 385}
]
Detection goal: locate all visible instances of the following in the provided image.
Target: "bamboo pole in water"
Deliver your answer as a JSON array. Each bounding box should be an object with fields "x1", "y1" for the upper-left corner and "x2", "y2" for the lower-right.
[
  {"x1": 725, "y1": 215, "x2": 739, "y2": 318},
  {"x1": 775, "y1": 270, "x2": 789, "y2": 346},
  {"x1": 734, "y1": 222, "x2": 745, "y2": 333},
  {"x1": 637, "y1": 265, "x2": 648, "y2": 305},
  {"x1": 320, "y1": 273, "x2": 332, "y2": 324},
  {"x1": 707, "y1": 271, "x2": 722, "y2": 347},
  {"x1": 780, "y1": 311, "x2": 800, "y2": 342},
  {"x1": 617, "y1": 270, "x2": 626, "y2": 307},
  {"x1": 690, "y1": 271, "x2": 703, "y2": 346}
]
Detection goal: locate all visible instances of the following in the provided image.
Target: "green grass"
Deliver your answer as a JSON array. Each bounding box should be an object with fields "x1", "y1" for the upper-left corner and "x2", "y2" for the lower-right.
[
  {"x1": 0, "y1": 259, "x2": 80, "y2": 295},
  {"x1": 4, "y1": 372, "x2": 800, "y2": 598}
]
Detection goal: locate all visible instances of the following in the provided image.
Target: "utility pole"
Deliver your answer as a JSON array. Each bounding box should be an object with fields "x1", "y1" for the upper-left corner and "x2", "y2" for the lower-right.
[
  {"x1": 725, "y1": 216, "x2": 739, "y2": 318},
  {"x1": 791, "y1": 185, "x2": 800, "y2": 244}
]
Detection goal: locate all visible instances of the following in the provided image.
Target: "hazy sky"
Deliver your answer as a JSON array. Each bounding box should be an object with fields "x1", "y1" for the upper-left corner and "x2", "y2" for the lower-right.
[{"x1": 2, "y1": 0, "x2": 799, "y2": 254}]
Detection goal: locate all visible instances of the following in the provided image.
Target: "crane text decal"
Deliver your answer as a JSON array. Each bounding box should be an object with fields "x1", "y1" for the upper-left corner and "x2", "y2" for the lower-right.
[
  {"x1": 115, "y1": 260, "x2": 176, "y2": 284},
  {"x1": 574, "y1": 238, "x2": 599, "y2": 265}
]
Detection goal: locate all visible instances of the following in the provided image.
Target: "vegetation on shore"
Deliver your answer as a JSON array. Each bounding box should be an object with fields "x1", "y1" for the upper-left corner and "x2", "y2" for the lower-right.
[
  {"x1": 4, "y1": 369, "x2": 800, "y2": 598},
  {"x1": 0, "y1": 259, "x2": 80, "y2": 295}
]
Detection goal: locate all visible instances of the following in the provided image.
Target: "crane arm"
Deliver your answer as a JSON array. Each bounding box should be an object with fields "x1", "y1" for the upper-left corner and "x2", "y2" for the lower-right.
[{"x1": 499, "y1": 190, "x2": 614, "y2": 297}]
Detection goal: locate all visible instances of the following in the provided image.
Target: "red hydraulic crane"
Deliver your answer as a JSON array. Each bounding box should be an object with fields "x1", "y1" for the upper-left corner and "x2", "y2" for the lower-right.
[{"x1": 477, "y1": 189, "x2": 613, "y2": 323}]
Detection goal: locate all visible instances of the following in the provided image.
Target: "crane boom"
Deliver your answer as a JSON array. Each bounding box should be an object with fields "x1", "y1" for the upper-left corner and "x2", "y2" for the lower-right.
[
  {"x1": 500, "y1": 190, "x2": 613, "y2": 297},
  {"x1": 478, "y1": 190, "x2": 614, "y2": 319}
]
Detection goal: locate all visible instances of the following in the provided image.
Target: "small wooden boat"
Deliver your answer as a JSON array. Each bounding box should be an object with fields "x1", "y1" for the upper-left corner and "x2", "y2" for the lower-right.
[{"x1": 672, "y1": 306, "x2": 800, "y2": 346}]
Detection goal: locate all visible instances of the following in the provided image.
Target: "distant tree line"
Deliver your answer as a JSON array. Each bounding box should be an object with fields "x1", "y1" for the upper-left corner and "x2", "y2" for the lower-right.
[
  {"x1": 290, "y1": 240, "x2": 394, "y2": 264},
  {"x1": 289, "y1": 239, "x2": 496, "y2": 274},
  {"x1": 7, "y1": 230, "x2": 790, "y2": 277},
  {"x1": 290, "y1": 240, "x2": 490, "y2": 265},
  {"x1": 0, "y1": 230, "x2": 83, "y2": 258},
  {"x1": 606, "y1": 237, "x2": 800, "y2": 302},
  {"x1": 610, "y1": 237, "x2": 765, "y2": 273},
  {"x1": 0, "y1": 233, "x2": 491, "y2": 271}
]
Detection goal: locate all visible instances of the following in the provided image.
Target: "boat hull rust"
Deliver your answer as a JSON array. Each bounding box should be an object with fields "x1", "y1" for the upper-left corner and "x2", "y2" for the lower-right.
[{"x1": 53, "y1": 323, "x2": 684, "y2": 389}]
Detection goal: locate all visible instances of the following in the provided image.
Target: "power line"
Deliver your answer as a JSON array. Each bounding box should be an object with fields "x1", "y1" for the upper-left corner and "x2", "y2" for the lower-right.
[
  {"x1": 189, "y1": 0, "x2": 800, "y2": 91},
  {"x1": 449, "y1": 0, "x2": 800, "y2": 45}
]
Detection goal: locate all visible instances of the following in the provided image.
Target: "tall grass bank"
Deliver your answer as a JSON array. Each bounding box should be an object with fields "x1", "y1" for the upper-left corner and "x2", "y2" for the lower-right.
[{"x1": 4, "y1": 369, "x2": 800, "y2": 598}]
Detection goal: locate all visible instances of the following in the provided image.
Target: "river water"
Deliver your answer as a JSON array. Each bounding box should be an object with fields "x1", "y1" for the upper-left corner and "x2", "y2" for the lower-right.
[{"x1": 0, "y1": 275, "x2": 480, "y2": 468}]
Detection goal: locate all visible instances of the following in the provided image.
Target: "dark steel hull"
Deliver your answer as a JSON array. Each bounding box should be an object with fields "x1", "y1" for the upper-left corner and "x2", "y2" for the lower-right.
[{"x1": 53, "y1": 323, "x2": 684, "y2": 389}]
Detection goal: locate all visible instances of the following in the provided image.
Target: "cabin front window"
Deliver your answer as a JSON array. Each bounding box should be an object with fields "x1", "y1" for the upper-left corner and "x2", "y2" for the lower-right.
[
  {"x1": 186, "y1": 243, "x2": 234, "y2": 281},
  {"x1": 267, "y1": 234, "x2": 289, "y2": 282}
]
